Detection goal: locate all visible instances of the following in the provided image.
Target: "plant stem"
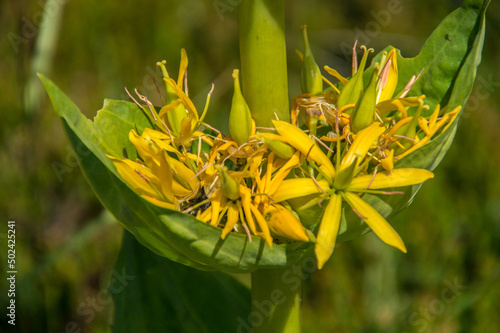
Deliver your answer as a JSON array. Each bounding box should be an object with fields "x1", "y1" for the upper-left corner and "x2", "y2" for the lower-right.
[
  {"x1": 238, "y1": 0, "x2": 290, "y2": 127},
  {"x1": 239, "y1": 1, "x2": 301, "y2": 331},
  {"x1": 251, "y1": 266, "x2": 302, "y2": 333}
]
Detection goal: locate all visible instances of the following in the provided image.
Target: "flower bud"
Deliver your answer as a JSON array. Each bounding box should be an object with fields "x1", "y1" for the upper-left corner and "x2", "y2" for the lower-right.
[
  {"x1": 351, "y1": 65, "x2": 379, "y2": 133},
  {"x1": 337, "y1": 45, "x2": 373, "y2": 110},
  {"x1": 300, "y1": 26, "x2": 323, "y2": 95},
  {"x1": 257, "y1": 133, "x2": 295, "y2": 160},
  {"x1": 229, "y1": 69, "x2": 253, "y2": 146},
  {"x1": 215, "y1": 165, "x2": 240, "y2": 201}
]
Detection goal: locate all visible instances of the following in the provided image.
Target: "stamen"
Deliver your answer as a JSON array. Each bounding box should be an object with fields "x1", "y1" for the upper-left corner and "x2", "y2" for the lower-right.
[
  {"x1": 202, "y1": 122, "x2": 223, "y2": 136},
  {"x1": 125, "y1": 87, "x2": 144, "y2": 110},
  {"x1": 393, "y1": 134, "x2": 417, "y2": 142},
  {"x1": 313, "y1": 135, "x2": 334, "y2": 154},
  {"x1": 352, "y1": 40, "x2": 358, "y2": 73},
  {"x1": 311, "y1": 175, "x2": 326, "y2": 195},
  {"x1": 135, "y1": 169, "x2": 151, "y2": 182},
  {"x1": 366, "y1": 165, "x2": 378, "y2": 190},
  {"x1": 160, "y1": 119, "x2": 174, "y2": 142},
  {"x1": 255, "y1": 126, "x2": 276, "y2": 131},
  {"x1": 351, "y1": 206, "x2": 367, "y2": 220},
  {"x1": 152, "y1": 78, "x2": 165, "y2": 104},
  {"x1": 135, "y1": 89, "x2": 157, "y2": 121},
  {"x1": 382, "y1": 191, "x2": 404, "y2": 195},
  {"x1": 191, "y1": 162, "x2": 214, "y2": 180}
]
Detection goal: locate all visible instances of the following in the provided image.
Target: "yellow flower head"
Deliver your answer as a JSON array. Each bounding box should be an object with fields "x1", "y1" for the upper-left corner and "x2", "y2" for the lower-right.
[{"x1": 109, "y1": 47, "x2": 456, "y2": 270}]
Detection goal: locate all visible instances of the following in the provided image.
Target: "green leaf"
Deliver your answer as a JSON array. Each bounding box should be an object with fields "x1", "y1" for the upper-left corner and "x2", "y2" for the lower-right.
[
  {"x1": 40, "y1": 74, "x2": 313, "y2": 273},
  {"x1": 111, "y1": 231, "x2": 251, "y2": 333},
  {"x1": 366, "y1": 0, "x2": 489, "y2": 116}
]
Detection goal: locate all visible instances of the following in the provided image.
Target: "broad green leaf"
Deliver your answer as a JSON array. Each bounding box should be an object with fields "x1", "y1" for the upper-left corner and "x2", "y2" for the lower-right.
[
  {"x1": 111, "y1": 231, "x2": 251, "y2": 333},
  {"x1": 40, "y1": 74, "x2": 313, "y2": 273}
]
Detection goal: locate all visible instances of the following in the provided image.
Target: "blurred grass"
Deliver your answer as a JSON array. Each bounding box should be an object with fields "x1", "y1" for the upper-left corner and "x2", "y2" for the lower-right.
[{"x1": 1, "y1": 0, "x2": 499, "y2": 332}]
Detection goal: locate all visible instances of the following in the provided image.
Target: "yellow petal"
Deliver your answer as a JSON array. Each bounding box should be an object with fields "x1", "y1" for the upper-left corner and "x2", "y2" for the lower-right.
[
  {"x1": 273, "y1": 120, "x2": 335, "y2": 180},
  {"x1": 323, "y1": 65, "x2": 348, "y2": 85},
  {"x1": 315, "y1": 193, "x2": 342, "y2": 269},
  {"x1": 380, "y1": 149, "x2": 394, "y2": 172},
  {"x1": 109, "y1": 156, "x2": 159, "y2": 198},
  {"x1": 221, "y1": 202, "x2": 239, "y2": 239},
  {"x1": 249, "y1": 204, "x2": 273, "y2": 247},
  {"x1": 347, "y1": 168, "x2": 434, "y2": 190},
  {"x1": 376, "y1": 96, "x2": 423, "y2": 117},
  {"x1": 142, "y1": 196, "x2": 177, "y2": 210},
  {"x1": 377, "y1": 48, "x2": 398, "y2": 103},
  {"x1": 273, "y1": 178, "x2": 330, "y2": 202},
  {"x1": 264, "y1": 204, "x2": 309, "y2": 242},
  {"x1": 340, "y1": 122, "x2": 385, "y2": 171},
  {"x1": 177, "y1": 48, "x2": 188, "y2": 89},
  {"x1": 210, "y1": 188, "x2": 223, "y2": 226},
  {"x1": 343, "y1": 192, "x2": 407, "y2": 253},
  {"x1": 268, "y1": 152, "x2": 301, "y2": 195},
  {"x1": 240, "y1": 185, "x2": 257, "y2": 235}
]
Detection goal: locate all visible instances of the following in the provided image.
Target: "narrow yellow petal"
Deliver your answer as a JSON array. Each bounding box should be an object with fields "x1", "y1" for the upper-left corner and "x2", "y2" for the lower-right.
[
  {"x1": 108, "y1": 156, "x2": 159, "y2": 198},
  {"x1": 249, "y1": 204, "x2": 273, "y2": 247},
  {"x1": 143, "y1": 196, "x2": 177, "y2": 210},
  {"x1": 273, "y1": 120, "x2": 335, "y2": 179},
  {"x1": 158, "y1": 152, "x2": 175, "y2": 203},
  {"x1": 380, "y1": 149, "x2": 394, "y2": 172},
  {"x1": 377, "y1": 48, "x2": 398, "y2": 103},
  {"x1": 240, "y1": 185, "x2": 257, "y2": 234},
  {"x1": 323, "y1": 65, "x2": 348, "y2": 85},
  {"x1": 177, "y1": 48, "x2": 188, "y2": 89},
  {"x1": 221, "y1": 202, "x2": 239, "y2": 239},
  {"x1": 268, "y1": 152, "x2": 301, "y2": 195},
  {"x1": 343, "y1": 192, "x2": 407, "y2": 253},
  {"x1": 347, "y1": 169, "x2": 434, "y2": 190},
  {"x1": 273, "y1": 178, "x2": 330, "y2": 202},
  {"x1": 315, "y1": 193, "x2": 342, "y2": 269},
  {"x1": 210, "y1": 188, "x2": 223, "y2": 226},
  {"x1": 164, "y1": 78, "x2": 199, "y2": 125},
  {"x1": 340, "y1": 122, "x2": 385, "y2": 171},
  {"x1": 264, "y1": 204, "x2": 309, "y2": 242}
]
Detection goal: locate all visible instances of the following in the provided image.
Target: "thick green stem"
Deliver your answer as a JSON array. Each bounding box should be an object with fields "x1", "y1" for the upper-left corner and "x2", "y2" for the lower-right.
[
  {"x1": 251, "y1": 266, "x2": 302, "y2": 333},
  {"x1": 239, "y1": 0, "x2": 290, "y2": 127},
  {"x1": 239, "y1": 1, "x2": 300, "y2": 331}
]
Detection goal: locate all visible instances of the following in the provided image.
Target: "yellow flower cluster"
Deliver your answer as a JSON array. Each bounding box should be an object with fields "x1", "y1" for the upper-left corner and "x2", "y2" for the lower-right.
[{"x1": 109, "y1": 43, "x2": 459, "y2": 269}]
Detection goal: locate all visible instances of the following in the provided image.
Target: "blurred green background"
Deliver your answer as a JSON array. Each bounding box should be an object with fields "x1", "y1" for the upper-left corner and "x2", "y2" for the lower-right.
[{"x1": 1, "y1": 0, "x2": 499, "y2": 332}]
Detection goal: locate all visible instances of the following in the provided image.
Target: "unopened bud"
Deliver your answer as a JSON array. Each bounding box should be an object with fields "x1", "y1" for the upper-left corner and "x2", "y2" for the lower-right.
[
  {"x1": 215, "y1": 165, "x2": 240, "y2": 201},
  {"x1": 337, "y1": 45, "x2": 373, "y2": 110},
  {"x1": 257, "y1": 133, "x2": 295, "y2": 160},
  {"x1": 300, "y1": 26, "x2": 323, "y2": 95},
  {"x1": 229, "y1": 69, "x2": 253, "y2": 146},
  {"x1": 351, "y1": 64, "x2": 379, "y2": 133}
]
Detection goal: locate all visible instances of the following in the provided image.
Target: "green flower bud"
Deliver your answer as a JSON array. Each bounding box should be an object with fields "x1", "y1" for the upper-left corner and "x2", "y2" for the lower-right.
[
  {"x1": 351, "y1": 65, "x2": 379, "y2": 133},
  {"x1": 300, "y1": 26, "x2": 323, "y2": 95},
  {"x1": 229, "y1": 69, "x2": 253, "y2": 146},
  {"x1": 337, "y1": 45, "x2": 373, "y2": 111},
  {"x1": 215, "y1": 165, "x2": 240, "y2": 201},
  {"x1": 257, "y1": 133, "x2": 296, "y2": 160}
]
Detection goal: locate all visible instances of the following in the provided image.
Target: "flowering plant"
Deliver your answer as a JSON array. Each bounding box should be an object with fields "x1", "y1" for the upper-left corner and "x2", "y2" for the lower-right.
[{"x1": 40, "y1": 0, "x2": 488, "y2": 331}]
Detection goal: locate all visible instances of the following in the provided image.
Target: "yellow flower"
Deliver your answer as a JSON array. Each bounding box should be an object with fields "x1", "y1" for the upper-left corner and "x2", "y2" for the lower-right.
[{"x1": 313, "y1": 123, "x2": 434, "y2": 269}]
